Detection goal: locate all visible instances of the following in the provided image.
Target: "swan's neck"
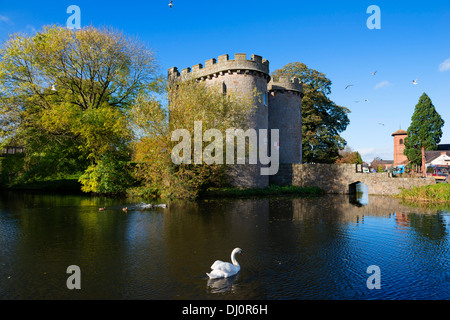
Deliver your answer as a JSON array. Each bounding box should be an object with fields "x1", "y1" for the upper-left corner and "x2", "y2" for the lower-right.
[{"x1": 231, "y1": 250, "x2": 240, "y2": 267}]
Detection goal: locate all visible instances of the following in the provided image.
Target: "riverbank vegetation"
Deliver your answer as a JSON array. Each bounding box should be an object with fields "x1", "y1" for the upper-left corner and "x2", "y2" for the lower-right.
[
  {"x1": 0, "y1": 25, "x2": 156, "y2": 195},
  {"x1": 396, "y1": 183, "x2": 450, "y2": 203},
  {"x1": 204, "y1": 185, "x2": 324, "y2": 198},
  {"x1": 0, "y1": 25, "x2": 257, "y2": 199}
]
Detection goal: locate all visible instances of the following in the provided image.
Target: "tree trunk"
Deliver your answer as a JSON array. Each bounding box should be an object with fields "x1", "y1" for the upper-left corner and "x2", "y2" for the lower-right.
[{"x1": 421, "y1": 146, "x2": 426, "y2": 177}]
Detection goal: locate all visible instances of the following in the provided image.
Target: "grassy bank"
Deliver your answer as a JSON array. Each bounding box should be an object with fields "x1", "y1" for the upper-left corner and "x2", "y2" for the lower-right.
[
  {"x1": 396, "y1": 183, "x2": 450, "y2": 203},
  {"x1": 1, "y1": 160, "x2": 325, "y2": 201},
  {"x1": 203, "y1": 185, "x2": 325, "y2": 198}
]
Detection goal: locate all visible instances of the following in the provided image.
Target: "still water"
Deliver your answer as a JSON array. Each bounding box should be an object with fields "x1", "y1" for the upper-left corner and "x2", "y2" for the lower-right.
[{"x1": 1, "y1": 188, "x2": 449, "y2": 300}]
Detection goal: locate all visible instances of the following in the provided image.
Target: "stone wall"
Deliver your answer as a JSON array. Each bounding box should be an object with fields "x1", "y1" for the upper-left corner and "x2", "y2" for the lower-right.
[
  {"x1": 271, "y1": 163, "x2": 436, "y2": 195},
  {"x1": 268, "y1": 77, "x2": 303, "y2": 164}
]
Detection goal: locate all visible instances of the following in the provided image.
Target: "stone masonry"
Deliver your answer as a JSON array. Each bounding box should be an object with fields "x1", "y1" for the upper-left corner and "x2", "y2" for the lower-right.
[
  {"x1": 268, "y1": 77, "x2": 303, "y2": 164},
  {"x1": 168, "y1": 53, "x2": 303, "y2": 188},
  {"x1": 272, "y1": 163, "x2": 436, "y2": 195}
]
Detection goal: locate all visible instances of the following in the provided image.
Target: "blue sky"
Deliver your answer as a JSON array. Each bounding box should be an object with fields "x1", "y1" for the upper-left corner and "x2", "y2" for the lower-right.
[{"x1": 1, "y1": 0, "x2": 450, "y2": 162}]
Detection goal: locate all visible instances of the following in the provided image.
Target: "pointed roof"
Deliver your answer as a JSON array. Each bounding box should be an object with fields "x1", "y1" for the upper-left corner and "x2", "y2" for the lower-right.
[{"x1": 392, "y1": 129, "x2": 407, "y2": 136}]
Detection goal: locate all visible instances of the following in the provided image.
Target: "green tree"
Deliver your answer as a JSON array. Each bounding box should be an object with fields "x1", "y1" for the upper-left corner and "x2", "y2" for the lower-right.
[
  {"x1": 272, "y1": 62, "x2": 350, "y2": 163},
  {"x1": 131, "y1": 80, "x2": 255, "y2": 199},
  {"x1": 0, "y1": 26, "x2": 158, "y2": 191},
  {"x1": 404, "y1": 93, "x2": 444, "y2": 175},
  {"x1": 78, "y1": 152, "x2": 133, "y2": 194}
]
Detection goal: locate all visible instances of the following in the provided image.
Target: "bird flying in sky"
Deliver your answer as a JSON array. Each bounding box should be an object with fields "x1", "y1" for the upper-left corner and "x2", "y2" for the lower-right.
[
  {"x1": 371, "y1": 71, "x2": 377, "y2": 76},
  {"x1": 345, "y1": 84, "x2": 354, "y2": 90},
  {"x1": 412, "y1": 79, "x2": 418, "y2": 85},
  {"x1": 169, "y1": 1, "x2": 173, "y2": 8}
]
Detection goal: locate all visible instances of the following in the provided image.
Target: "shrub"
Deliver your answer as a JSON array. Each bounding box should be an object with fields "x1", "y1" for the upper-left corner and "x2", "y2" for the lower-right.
[{"x1": 78, "y1": 153, "x2": 133, "y2": 195}]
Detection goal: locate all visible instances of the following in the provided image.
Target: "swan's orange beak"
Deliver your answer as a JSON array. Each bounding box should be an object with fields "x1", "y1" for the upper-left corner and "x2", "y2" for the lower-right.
[{"x1": 239, "y1": 250, "x2": 244, "y2": 256}]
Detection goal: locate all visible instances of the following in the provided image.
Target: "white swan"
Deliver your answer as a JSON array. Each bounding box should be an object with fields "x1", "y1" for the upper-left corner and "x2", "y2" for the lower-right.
[{"x1": 206, "y1": 248, "x2": 243, "y2": 279}]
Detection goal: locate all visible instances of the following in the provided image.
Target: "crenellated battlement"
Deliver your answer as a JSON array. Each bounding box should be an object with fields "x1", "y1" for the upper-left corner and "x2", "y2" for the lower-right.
[
  {"x1": 268, "y1": 76, "x2": 303, "y2": 94},
  {"x1": 168, "y1": 53, "x2": 270, "y2": 82}
]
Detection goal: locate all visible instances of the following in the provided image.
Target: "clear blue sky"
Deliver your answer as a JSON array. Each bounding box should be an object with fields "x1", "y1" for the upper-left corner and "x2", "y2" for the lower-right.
[{"x1": 1, "y1": 0, "x2": 450, "y2": 163}]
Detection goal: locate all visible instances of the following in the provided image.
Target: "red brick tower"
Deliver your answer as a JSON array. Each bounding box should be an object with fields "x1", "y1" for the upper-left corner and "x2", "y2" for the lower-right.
[{"x1": 392, "y1": 129, "x2": 408, "y2": 167}]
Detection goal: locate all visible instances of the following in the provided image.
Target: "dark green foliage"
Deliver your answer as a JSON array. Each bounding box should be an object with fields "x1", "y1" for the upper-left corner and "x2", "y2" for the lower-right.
[
  {"x1": 404, "y1": 93, "x2": 444, "y2": 167},
  {"x1": 0, "y1": 154, "x2": 26, "y2": 187},
  {"x1": 0, "y1": 153, "x2": 82, "y2": 191}
]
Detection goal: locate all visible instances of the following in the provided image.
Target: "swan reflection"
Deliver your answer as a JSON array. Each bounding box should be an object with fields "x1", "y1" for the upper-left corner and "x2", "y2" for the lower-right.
[{"x1": 206, "y1": 273, "x2": 239, "y2": 294}]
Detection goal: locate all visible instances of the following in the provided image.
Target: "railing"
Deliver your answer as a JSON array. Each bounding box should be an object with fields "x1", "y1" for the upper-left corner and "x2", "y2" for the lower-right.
[{"x1": 0, "y1": 146, "x2": 25, "y2": 156}]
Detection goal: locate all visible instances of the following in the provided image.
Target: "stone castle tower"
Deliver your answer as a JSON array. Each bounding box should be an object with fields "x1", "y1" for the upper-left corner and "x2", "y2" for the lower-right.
[{"x1": 168, "y1": 53, "x2": 303, "y2": 188}]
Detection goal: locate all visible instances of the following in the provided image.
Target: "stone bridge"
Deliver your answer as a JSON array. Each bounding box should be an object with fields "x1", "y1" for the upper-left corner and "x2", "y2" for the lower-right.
[{"x1": 271, "y1": 163, "x2": 436, "y2": 195}]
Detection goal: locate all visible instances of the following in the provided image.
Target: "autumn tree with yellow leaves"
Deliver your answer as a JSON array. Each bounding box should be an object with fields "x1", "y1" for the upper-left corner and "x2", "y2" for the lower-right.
[{"x1": 0, "y1": 26, "x2": 158, "y2": 192}]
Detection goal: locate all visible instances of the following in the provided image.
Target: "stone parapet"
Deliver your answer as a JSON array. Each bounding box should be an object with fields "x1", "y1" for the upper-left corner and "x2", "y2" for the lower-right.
[
  {"x1": 271, "y1": 163, "x2": 436, "y2": 195},
  {"x1": 168, "y1": 53, "x2": 270, "y2": 83},
  {"x1": 268, "y1": 76, "x2": 303, "y2": 94}
]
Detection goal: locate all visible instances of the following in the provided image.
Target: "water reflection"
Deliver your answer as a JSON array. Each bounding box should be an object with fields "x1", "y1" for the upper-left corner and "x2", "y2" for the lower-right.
[
  {"x1": 207, "y1": 275, "x2": 238, "y2": 294},
  {"x1": 349, "y1": 182, "x2": 369, "y2": 207},
  {"x1": 1, "y1": 191, "x2": 449, "y2": 299}
]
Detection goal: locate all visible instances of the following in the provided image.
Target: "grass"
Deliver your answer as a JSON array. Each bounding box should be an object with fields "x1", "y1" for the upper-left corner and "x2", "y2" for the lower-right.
[
  {"x1": 396, "y1": 183, "x2": 450, "y2": 203},
  {"x1": 203, "y1": 185, "x2": 325, "y2": 198}
]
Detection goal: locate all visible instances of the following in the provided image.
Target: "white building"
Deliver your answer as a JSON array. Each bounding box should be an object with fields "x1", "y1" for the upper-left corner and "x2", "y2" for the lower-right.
[{"x1": 426, "y1": 153, "x2": 450, "y2": 167}]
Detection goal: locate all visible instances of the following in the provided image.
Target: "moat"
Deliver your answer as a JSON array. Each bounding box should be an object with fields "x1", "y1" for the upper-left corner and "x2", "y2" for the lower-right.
[{"x1": 1, "y1": 189, "x2": 449, "y2": 299}]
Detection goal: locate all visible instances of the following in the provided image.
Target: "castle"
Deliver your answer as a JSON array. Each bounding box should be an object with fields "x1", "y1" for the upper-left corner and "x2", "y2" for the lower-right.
[{"x1": 168, "y1": 53, "x2": 303, "y2": 188}]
